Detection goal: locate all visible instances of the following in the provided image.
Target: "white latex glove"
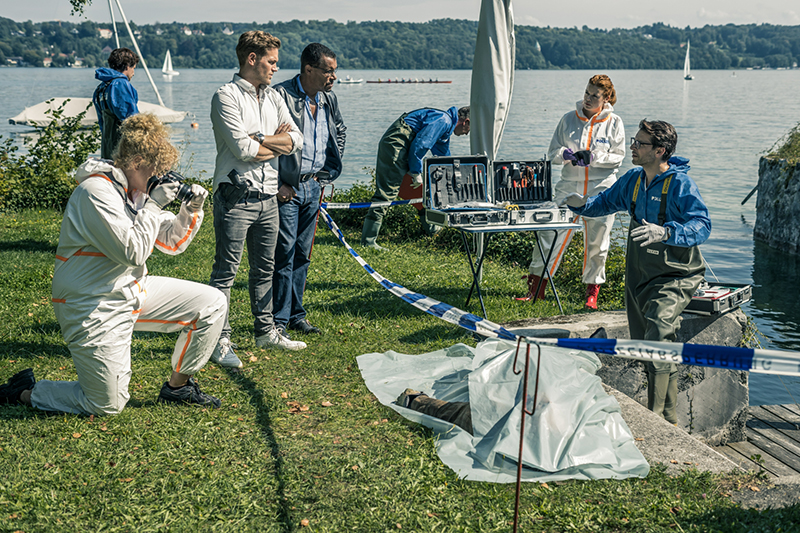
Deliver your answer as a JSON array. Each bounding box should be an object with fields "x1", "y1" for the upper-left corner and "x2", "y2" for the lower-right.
[
  {"x1": 410, "y1": 173, "x2": 423, "y2": 189},
  {"x1": 148, "y1": 181, "x2": 180, "y2": 209},
  {"x1": 187, "y1": 184, "x2": 209, "y2": 213},
  {"x1": 559, "y1": 193, "x2": 586, "y2": 209},
  {"x1": 631, "y1": 219, "x2": 669, "y2": 247}
]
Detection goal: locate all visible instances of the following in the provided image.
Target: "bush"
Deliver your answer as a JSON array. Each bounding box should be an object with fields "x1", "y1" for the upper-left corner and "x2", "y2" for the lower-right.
[
  {"x1": 0, "y1": 99, "x2": 99, "y2": 210},
  {"x1": 324, "y1": 167, "x2": 423, "y2": 242},
  {"x1": 768, "y1": 122, "x2": 800, "y2": 163}
]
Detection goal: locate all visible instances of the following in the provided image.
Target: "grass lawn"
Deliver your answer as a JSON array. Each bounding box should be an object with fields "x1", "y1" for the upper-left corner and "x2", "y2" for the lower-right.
[{"x1": 0, "y1": 206, "x2": 797, "y2": 532}]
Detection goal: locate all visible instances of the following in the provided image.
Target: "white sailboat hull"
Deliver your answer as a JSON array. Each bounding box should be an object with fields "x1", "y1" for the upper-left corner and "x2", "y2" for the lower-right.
[{"x1": 8, "y1": 97, "x2": 187, "y2": 127}]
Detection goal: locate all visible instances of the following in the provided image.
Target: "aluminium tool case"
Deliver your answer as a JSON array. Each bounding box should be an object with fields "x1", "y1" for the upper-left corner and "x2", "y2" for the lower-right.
[
  {"x1": 491, "y1": 159, "x2": 571, "y2": 226},
  {"x1": 684, "y1": 282, "x2": 752, "y2": 315},
  {"x1": 422, "y1": 155, "x2": 511, "y2": 228},
  {"x1": 423, "y1": 155, "x2": 571, "y2": 229}
]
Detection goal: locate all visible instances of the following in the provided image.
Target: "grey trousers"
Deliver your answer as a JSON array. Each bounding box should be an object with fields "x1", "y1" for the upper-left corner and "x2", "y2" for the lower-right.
[{"x1": 209, "y1": 192, "x2": 279, "y2": 338}]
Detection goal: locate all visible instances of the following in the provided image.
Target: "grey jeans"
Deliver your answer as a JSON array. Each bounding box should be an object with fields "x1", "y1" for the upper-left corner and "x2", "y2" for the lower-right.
[{"x1": 209, "y1": 191, "x2": 279, "y2": 338}]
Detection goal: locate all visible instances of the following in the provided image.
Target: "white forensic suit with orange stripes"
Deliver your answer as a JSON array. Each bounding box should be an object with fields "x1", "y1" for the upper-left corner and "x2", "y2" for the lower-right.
[
  {"x1": 529, "y1": 102, "x2": 625, "y2": 284},
  {"x1": 30, "y1": 159, "x2": 226, "y2": 415}
]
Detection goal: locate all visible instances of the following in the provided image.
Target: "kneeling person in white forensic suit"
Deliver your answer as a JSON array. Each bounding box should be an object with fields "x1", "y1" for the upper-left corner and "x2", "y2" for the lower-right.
[{"x1": 0, "y1": 113, "x2": 227, "y2": 414}]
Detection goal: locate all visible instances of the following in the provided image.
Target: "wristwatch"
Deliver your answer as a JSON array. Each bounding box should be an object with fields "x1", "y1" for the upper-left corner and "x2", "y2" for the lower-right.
[{"x1": 254, "y1": 132, "x2": 265, "y2": 144}]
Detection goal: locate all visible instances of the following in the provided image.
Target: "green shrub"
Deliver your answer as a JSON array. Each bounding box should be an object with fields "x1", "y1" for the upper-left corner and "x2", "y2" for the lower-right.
[
  {"x1": 0, "y1": 99, "x2": 99, "y2": 210},
  {"x1": 325, "y1": 167, "x2": 423, "y2": 241}
]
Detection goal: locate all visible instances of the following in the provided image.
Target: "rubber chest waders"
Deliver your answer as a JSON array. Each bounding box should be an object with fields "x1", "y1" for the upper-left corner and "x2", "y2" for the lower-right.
[
  {"x1": 362, "y1": 113, "x2": 416, "y2": 245},
  {"x1": 626, "y1": 172, "x2": 705, "y2": 423}
]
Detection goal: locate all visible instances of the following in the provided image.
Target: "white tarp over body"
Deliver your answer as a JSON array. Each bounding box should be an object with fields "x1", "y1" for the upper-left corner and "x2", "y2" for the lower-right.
[
  {"x1": 358, "y1": 339, "x2": 650, "y2": 483},
  {"x1": 8, "y1": 97, "x2": 186, "y2": 127}
]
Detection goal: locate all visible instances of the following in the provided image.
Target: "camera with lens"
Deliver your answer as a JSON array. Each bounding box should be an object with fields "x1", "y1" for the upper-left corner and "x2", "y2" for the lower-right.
[{"x1": 147, "y1": 170, "x2": 194, "y2": 204}]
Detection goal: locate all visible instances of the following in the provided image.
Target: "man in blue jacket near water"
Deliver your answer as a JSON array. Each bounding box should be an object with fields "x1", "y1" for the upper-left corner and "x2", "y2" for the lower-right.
[
  {"x1": 93, "y1": 48, "x2": 140, "y2": 159},
  {"x1": 562, "y1": 119, "x2": 711, "y2": 424},
  {"x1": 360, "y1": 106, "x2": 470, "y2": 250}
]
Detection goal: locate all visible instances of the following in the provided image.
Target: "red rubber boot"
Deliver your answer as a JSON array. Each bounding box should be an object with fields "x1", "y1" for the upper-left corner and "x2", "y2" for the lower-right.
[
  {"x1": 515, "y1": 274, "x2": 547, "y2": 301},
  {"x1": 585, "y1": 284, "x2": 600, "y2": 310}
]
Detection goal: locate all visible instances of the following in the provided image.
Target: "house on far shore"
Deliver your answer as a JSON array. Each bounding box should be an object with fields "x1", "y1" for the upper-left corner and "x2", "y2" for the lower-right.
[{"x1": 98, "y1": 28, "x2": 113, "y2": 39}]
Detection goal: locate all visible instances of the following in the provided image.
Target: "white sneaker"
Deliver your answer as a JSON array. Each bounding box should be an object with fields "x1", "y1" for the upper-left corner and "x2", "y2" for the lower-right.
[{"x1": 255, "y1": 326, "x2": 307, "y2": 351}]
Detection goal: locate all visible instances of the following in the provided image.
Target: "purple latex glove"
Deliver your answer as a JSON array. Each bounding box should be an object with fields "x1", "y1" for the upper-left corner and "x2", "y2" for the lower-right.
[
  {"x1": 574, "y1": 150, "x2": 594, "y2": 167},
  {"x1": 563, "y1": 148, "x2": 578, "y2": 165}
]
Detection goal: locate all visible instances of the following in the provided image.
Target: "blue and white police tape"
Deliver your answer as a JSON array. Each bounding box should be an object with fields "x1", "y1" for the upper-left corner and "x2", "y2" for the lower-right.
[
  {"x1": 527, "y1": 337, "x2": 800, "y2": 376},
  {"x1": 318, "y1": 207, "x2": 517, "y2": 341},
  {"x1": 321, "y1": 198, "x2": 423, "y2": 210},
  {"x1": 319, "y1": 207, "x2": 800, "y2": 377}
]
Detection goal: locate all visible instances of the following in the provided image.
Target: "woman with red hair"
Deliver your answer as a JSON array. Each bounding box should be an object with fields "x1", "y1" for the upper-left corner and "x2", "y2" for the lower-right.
[{"x1": 518, "y1": 74, "x2": 625, "y2": 309}]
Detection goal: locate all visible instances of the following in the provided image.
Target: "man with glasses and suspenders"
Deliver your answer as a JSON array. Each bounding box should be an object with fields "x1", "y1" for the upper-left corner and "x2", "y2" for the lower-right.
[{"x1": 561, "y1": 119, "x2": 711, "y2": 424}]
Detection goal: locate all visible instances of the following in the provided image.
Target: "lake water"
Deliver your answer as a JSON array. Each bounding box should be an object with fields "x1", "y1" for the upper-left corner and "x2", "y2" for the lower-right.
[{"x1": 3, "y1": 67, "x2": 800, "y2": 406}]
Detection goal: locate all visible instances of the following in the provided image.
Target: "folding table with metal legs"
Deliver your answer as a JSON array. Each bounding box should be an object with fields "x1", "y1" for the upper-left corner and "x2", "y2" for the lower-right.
[{"x1": 459, "y1": 222, "x2": 582, "y2": 318}]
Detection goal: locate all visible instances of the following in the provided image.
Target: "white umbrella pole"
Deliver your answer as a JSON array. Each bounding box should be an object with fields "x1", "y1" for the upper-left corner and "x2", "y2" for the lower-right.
[{"x1": 112, "y1": 0, "x2": 165, "y2": 107}]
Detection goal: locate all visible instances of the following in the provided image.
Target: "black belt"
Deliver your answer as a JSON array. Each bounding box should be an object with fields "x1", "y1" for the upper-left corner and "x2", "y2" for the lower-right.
[
  {"x1": 299, "y1": 173, "x2": 317, "y2": 182},
  {"x1": 239, "y1": 189, "x2": 274, "y2": 203}
]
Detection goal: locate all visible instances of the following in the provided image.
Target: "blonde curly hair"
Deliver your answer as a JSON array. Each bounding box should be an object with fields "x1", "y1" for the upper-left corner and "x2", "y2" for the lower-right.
[{"x1": 113, "y1": 113, "x2": 178, "y2": 177}]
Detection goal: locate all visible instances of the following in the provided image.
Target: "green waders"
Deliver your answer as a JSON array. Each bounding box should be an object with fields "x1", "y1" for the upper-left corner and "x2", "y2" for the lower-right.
[
  {"x1": 361, "y1": 114, "x2": 415, "y2": 248},
  {"x1": 625, "y1": 175, "x2": 705, "y2": 424}
]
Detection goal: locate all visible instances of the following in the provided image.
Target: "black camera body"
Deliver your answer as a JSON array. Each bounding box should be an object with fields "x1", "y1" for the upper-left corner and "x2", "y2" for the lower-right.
[{"x1": 147, "y1": 170, "x2": 194, "y2": 204}]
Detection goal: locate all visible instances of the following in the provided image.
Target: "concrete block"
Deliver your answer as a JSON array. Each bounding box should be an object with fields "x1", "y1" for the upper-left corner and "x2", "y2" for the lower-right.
[{"x1": 505, "y1": 309, "x2": 749, "y2": 445}]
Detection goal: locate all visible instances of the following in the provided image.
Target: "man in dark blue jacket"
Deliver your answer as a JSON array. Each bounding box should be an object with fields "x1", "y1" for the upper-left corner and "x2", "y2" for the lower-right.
[
  {"x1": 361, "y1": 106, "x2": 470, "y2": 250},
  {"x1": 273, "y1": 43, "x2": 346, "y2": 337},
  {"x1": 563, "y1": 119, "x2": 711, "y2": 424},
  {"x1": 92, "y1": 48, "x2": 140, "y2": 159}
]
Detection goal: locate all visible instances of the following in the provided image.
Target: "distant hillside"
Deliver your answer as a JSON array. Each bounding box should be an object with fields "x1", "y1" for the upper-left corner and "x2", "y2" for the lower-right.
[{"x1": 1, "y1": 17, "x2": 798, "y2": 70}]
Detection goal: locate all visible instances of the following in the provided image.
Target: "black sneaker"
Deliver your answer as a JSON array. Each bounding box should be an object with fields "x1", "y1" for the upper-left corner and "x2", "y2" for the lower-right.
[
  {"x1": 157, "y1": 378, "x2": 221, "y2": 408},
  {"x1": 288, "y1": 319, "x2": 322, "y2": 335},
  {"x1": 0, "y1": 368, "x2": 35, "y2": 405}
]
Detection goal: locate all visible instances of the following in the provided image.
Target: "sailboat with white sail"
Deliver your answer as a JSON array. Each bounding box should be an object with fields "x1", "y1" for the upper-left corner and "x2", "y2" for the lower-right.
[
  {"x1": 161, "y1": 50, "x2": 179, "y2": 77},
  {"x1": 684, "y1": 40, "x2": 694, "y2": 80}
]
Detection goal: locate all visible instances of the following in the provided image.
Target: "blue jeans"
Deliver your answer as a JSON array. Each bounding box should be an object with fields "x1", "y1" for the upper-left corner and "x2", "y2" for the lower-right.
[
  {"x1": 209, "y1": 191, "x2": 278, "y2": 338},
  {"x1": 273, "y1": 178, "x2": 321, "y2": 328}
]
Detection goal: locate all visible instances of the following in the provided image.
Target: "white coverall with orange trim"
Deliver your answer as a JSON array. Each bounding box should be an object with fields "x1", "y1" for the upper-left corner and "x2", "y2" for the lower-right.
[
  {"x1": 529, "y1": 102, "x2": 625, "y2": 285},
  {"x1": 30, "y1": 159, "x2": 227, "y2": 415}
]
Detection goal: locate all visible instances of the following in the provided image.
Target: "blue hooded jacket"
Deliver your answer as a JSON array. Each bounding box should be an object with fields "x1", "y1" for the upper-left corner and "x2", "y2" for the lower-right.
[
  {"x1": 92, "y1": 67, "x2": 139, "y2": 131},
  {"x1": 573, "y1": 156, "x2": 711, "y2": 248},
  {"x1": 403, "y1": 107, "x2": 459, "y2": 175}
]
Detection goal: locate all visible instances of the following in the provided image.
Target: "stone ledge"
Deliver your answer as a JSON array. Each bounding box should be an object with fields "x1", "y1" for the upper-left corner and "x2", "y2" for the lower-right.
[{"x1": 603, "y1": 384, "x2": 741, "y2": 475}]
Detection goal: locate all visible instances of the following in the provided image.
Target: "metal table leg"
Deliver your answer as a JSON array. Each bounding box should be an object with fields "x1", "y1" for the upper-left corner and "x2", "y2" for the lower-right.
[
  {"x1": 462, "y1": 230, "x2": 490, "y2": 318},
  {"x1": 533, "y1": 229, "x2": 564, "y2": 314}
]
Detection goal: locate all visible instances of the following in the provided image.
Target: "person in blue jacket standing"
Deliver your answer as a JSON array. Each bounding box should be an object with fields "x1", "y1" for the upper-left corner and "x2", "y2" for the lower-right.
[
  {"x1": 563, "y1": 119, "x2": 711, "y2": 424},
  {"x1": 93, "y1": 48, "x2": 140, "y2": 159},
  {"x1": 360, "y1": 106, "x2": 470, "y2": 250}
]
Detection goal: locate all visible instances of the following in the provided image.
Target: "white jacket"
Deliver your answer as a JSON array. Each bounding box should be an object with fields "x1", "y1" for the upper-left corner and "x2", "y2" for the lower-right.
[
  {"x1": 548, "y1": 102, "x2": 626, "y2": 187},
  {"x1": 52, "y1": 158, "x2": 203, "y2": 306}
]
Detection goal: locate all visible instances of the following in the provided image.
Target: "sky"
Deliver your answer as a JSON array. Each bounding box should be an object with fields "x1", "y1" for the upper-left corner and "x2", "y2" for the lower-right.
[{"x1": 5, "y1": 0, "x2": 800, "y2": 29}]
